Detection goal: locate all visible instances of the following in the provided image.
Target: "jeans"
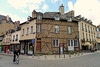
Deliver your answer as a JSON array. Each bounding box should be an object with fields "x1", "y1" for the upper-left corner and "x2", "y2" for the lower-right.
[{"x1": 13, "y1": 54, "x2": 19, "y2": 62}]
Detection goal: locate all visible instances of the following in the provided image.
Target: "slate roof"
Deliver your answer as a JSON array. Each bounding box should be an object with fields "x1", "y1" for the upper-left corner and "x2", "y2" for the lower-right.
[
  {"x1": 43, "y1": 12, "x2": 59, "y2": 18},
  {"x1": 0, "y1": 15, "x2": 12, "y2": 24}
]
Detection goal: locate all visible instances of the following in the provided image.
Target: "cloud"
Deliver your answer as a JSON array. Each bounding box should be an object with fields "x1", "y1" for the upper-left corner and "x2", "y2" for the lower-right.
[
  {"x1": 21, "y1": 10, "x2": 29, "y2": 14},
  {"x1": 68, "y1": 1, "x2": 74, "y2": 11},
  {"x1": 28, "y1": 4, "x2": 40, "y2": 12},
  {"x1": 51, "y1": 0, "x2": 58, "y2": 3},
  {"x1": 8, "y1": 0, "x2": 45, "y2": 11},
  {"x1": 68, "y1": 0, "x2": 100, "y2": 26},
  {"x1": 42, "y1": 4, "x2": 48, "y2": 11}
]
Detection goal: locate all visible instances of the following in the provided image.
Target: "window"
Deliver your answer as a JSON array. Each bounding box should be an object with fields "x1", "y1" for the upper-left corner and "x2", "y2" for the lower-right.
[
  {"x1": 74, "y1": 40, "x2": 78, "y2": 47},
  {"x1": 16, "y1": 34, "x2": 18, "y2": 41},
  {"x1": 91, "y1": 27, "x2": 92, "y2": 33},
  {"x1": 37, "y1": 24, "x2": 41, "y2": 33},
  {"x1": 53, "y1": 39, "x2": 59, "y2": 47},
  {"x1": 13, "y1": 35, "x2": 15, "y2": 41},
  {"x1": 82, "y1": 23, "x2": 84, "y2": 31},
  {"x1": 68, "y1": 26, "x2": 71, "y2": 34},
  {"x1": 27, "y1": 28, "x2": 29, "y2": 35},
  {"x1": 83, "y1": 33, "x2": 84, "y2": 40},
  {"x1": 37, "y1": 15, "x2": 42, "y2": 19},
  {"x1": 55, "y1": 25, "x2": 59, "y2": 33},
  {"x1": 92, "y1": 35, "x2": 93, "y2": 41},
  {"x1": 31, "y1": 26, "x2": 33, "y2": 34},
  {"x1": 68, "y1": 40, "x2": 70, "y2": 46},
  {"x1": 68, "y1": 40, "x2": 74, "y2": 46},
  {"x1": 85, "y1": 24, "x2": 87, "y2": 32},
  {"x1": 55, "y1": 16, "x2": 60, "y2": 20},
  {"x1": 86, "y1": 33, "x2": 88, "y2": 41},
  {"x1": 88, "y1": 26, "x2": 90, "y2": 33},
  {"x1": 22, "y1": 29, "x2": 24, "y2": 36}
]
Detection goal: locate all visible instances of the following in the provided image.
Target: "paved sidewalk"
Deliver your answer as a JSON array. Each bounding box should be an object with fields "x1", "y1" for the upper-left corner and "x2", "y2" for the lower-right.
[{"x1": 0, "y1": 51, "x2": 100, "y2": 60}]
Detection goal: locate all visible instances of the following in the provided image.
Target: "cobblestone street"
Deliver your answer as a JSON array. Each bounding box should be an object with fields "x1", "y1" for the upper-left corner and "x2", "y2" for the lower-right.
[{"x1": 0, "y1": 52, "x2": 100, "y2": 67}]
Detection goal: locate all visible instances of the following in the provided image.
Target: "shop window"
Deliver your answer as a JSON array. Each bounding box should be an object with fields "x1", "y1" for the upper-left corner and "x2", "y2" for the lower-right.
[
  {"x1": 28, "y1": 42, "x2": 33, "y2": 54},
  {"x1": 21, "y1": 42, "x2": 24, "y2": 53}
]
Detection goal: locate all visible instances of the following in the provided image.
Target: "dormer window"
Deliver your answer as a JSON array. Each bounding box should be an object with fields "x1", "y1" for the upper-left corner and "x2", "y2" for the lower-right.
[
  {"x1": 37, "y1": 15, "x2": 42, "y2": 20},
  {"x1": 55, "y1": 16, "x2": 60, "y2": 20},
  {"x1": 68, "y1": 18, "x2": 72, "y2": 22}
]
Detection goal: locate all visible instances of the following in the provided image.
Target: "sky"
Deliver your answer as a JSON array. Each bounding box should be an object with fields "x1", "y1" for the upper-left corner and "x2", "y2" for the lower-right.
[{"x1": 0, "y1": 0, "x2": 100, "y2": 26}]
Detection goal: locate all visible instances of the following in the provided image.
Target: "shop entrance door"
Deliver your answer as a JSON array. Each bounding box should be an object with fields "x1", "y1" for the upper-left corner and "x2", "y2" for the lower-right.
[{"x1": 25, "y1": 44, "x2": 27, "y2": 54}]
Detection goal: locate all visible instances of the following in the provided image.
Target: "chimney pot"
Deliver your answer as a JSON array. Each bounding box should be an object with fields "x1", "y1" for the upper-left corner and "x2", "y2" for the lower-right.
[{"x1": 7, "y1": 15, "x2": 9, "y2": 21}]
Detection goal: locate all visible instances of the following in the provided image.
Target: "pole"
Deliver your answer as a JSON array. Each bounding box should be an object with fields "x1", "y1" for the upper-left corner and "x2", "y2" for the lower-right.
[
  {"x1": 59, "y1": 44, "x2": 60, "y2": 58},
  {"x1": 63, "y1": 43, "x2": 65, "y2": 58}
]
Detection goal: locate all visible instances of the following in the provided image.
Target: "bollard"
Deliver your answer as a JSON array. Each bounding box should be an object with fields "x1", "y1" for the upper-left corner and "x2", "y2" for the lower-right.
[
  {"x1": 55, "y1": 54, "x2": 56, "y2": 59},
  {"x1": 45, "y1": 55, "x2": 47, "y2": 59},
  {"x1": 32, "y1": 55, "x2": 34, "y2": 58},
  {"x1": 81, "y1": 52, "x2": 83, "y2": 55},
  {"x1": 74, "y1": 53, "x2": 76, "y2": 56},
  {"x1": 69, "y1": 54, "x2": 71, "y2": 57},
  {"x1": 78, "y1": 52, "x2": 80, "y2": 56},
  {"x1": 64, "y1": 54, "x2": 65, "y2": 58},
  {"x1": 38, "y1": 55, "x2": 39, "y2": 59}
]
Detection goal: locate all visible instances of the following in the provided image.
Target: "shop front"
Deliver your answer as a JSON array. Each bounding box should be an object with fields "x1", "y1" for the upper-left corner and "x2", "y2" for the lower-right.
[
  {"x1": 81, "y1": 42, "x2": 92, "y2": 50},
  {"x1": 20, "y1": 39, "x2": 34, "y2": 56}
]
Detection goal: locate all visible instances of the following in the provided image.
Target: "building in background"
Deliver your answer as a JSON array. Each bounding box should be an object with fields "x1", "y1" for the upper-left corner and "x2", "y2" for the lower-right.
[
  {"x1": 0, "y1": 35, "x2": 5, "y2": 53},
  {"x1": 0, "y1": 15, "x2": 15, "y2": 36},
  {"x1": 76, "y1": 15, "x2": 97, "y2": 51},
  {"x1": 97, "y1": 25, "x2": 100, "y2": 50},
  {"x1": 10, "y1": 21, "x2": 21, "y2": 53},
  {"x1": 1, "y1": 29, "x2": 14, "y2": 53}
]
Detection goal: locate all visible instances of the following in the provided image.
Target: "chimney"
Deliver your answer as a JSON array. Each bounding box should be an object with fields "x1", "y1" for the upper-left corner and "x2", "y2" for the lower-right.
[
  {"x1": 32, "y1": 10, "x2": 37, "y2": 18},
  {"x1": 7, "y1": 15, "x2": 9, "y2": 21},
  {"x1": 15, "y1": 21, "x2": 20, "y2": 27},
  {"x1": 59, "y1": 4, "x2": 64, "y2": 15}
]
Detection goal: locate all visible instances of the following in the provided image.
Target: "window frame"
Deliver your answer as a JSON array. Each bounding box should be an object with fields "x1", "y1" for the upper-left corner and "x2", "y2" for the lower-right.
[
  {"x1": 67, "y1": 26, "x2": 71, "y2": 34},
  {"x1": 53, "y1": 39, "x2": 59, "y2": 47},
  {"x1": 74, "y1": 40, "x2": 78, "y2": 47},
  {"x1": 55, "y1": 25, "x2": 59, "y2": 33},
  {"x1": 22, "y1": 29, "x2": 24, "y2": 36},
  {"x1": 16, "y1": 34, "x2": 18, "y2": 41},
  {"x1": 31, "y1": 26, "x2": 33, "y2": 34},
  {"x1": 26, "y1": 28, "x2": 29, "y2": 35}
]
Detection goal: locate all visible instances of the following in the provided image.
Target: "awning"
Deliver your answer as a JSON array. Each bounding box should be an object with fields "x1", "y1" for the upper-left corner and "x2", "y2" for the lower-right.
[{"x1": 82, "y1": 42, "x2": 92, "y2": 46}]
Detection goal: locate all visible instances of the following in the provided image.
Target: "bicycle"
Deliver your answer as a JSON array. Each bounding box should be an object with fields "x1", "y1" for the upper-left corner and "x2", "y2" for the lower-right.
[{"x1": 14, "y1": 55, "x2": 19, "y2": 64}]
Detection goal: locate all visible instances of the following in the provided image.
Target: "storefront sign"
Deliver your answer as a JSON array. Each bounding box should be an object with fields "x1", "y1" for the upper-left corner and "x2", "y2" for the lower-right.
[
  {"x1": 32, "y1": 39, "x2": 35, "y2": 46},
  {"x1": 33, "y1": 32, "x2": 35, "y2": 34},
  {"x1": 32, "y1": 39, "x2": 34, "y2": 42}
]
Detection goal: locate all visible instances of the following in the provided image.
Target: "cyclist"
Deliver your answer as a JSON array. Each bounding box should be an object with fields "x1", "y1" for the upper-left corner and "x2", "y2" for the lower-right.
[{"x1": 13, "y1": 47, "x2": 20, "y2": 63}]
